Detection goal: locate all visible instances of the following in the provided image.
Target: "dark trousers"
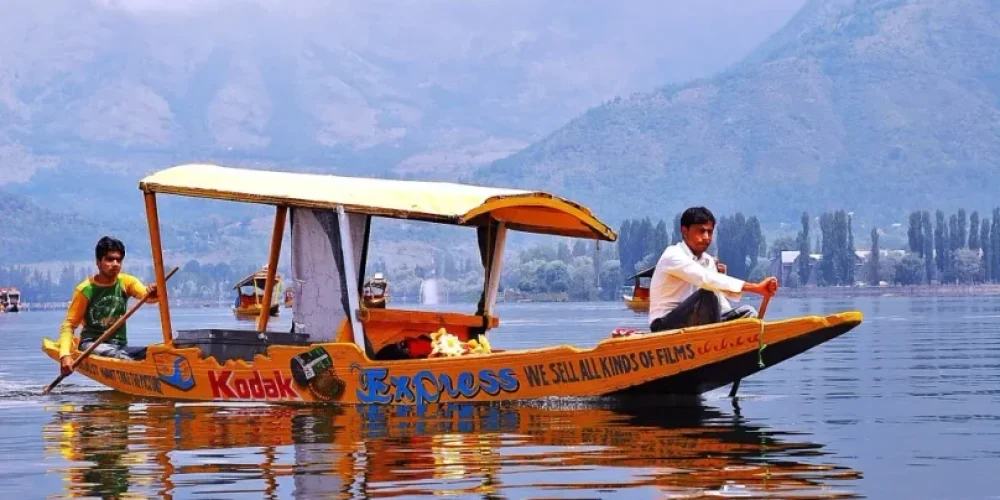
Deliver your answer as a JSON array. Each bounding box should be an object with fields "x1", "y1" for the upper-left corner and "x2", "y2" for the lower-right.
[
  {"x1": 650, "y1": 289, "x2": 757, "y2": 333},
  {"x1": 79, "y1": 339, "x2": 147, "y2": 361}
]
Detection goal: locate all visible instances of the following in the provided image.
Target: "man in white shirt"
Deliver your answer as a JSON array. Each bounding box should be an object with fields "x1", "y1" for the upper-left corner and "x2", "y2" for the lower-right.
[{"x1": 648, "y1": 207, "x2": 778, "y2": 333}]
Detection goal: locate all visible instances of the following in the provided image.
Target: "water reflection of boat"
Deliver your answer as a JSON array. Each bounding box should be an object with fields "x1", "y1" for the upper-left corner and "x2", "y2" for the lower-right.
[
  {"x1": 622, "y1": 266, "x2": 654, "y2": 312},
  {"x1": 42, "y1": 164, "x2": 862, "y2": 404},
  {"x1": 43, "y1": 395, "x2": 860, "y2": 498}
]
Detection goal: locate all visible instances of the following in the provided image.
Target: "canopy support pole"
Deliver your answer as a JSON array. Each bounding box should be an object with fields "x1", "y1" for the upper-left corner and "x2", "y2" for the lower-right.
[
  {"x1": 258, "y1": 205, "x2": 287, "y2": 332},
  {"x1": 357, "y1": 216, "x2": 372, "y2": 293},
  {"x1": 143, "y1": 192, "x2": 173, "y2": 345},
  {"x1": 337, "y1": 206, "x2": 366, "y2": 351},
  {"x1": 483, "y1": 222, "x2": 507, "y2": 320}
]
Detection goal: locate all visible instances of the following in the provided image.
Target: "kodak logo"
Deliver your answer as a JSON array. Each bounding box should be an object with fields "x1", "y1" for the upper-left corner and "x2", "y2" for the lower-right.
[{"x1": 209, "y1": 370, "x2": 299, "y2": 400}]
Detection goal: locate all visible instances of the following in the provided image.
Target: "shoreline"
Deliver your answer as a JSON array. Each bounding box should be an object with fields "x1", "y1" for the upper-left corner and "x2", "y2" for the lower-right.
[{"x1": 12, "y1": 284, "x2": 1000, "y2": 311}]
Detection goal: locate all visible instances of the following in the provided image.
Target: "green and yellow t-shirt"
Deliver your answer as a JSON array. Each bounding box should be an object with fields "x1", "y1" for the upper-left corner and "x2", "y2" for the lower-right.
[{"x1": 58, "y1": 273, "x2": 154, "y2": 357}]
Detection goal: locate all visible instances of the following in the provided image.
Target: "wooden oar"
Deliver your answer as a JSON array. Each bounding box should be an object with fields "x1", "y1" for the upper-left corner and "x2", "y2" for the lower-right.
[
  {"x1": 758, "y1": 295, "x2": 772, "y2": 318},
  {"x1": 728, "y1": 294, "x2": 772, "y2": 398},
  {"x1": 41, "y1": 267, "x2": 178, "y2": 395}
]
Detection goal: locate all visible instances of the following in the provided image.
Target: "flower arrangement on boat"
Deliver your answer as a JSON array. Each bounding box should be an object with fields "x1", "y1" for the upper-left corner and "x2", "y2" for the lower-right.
[{"x1": 430, "y1": 328, "x2": 492, "y2": 357}]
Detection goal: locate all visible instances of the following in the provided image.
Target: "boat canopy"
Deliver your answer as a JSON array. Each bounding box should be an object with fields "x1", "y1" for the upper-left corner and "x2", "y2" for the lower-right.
[
  {"x1": 626, "y1": 266, "x2": 656, "y2": 282},
  {"x1": 138, "y1": 163, "x2": 617, "y2": 351},
  {"x1": 232, "y1": 270, "x2": 281, "y2": 290},
  {"x1": 139, "y1": 164, "x2": 616, "y2": 241}
]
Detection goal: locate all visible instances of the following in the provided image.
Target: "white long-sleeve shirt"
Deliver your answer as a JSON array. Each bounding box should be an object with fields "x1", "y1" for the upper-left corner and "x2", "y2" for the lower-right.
[{"x1": 647, "y1": 241, "x2": 745, "y2": 325}]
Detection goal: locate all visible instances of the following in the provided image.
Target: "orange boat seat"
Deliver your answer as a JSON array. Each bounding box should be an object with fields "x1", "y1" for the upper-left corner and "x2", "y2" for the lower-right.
[{"x1": 335, "y1": 308, "x2": 500, "y2": 357}]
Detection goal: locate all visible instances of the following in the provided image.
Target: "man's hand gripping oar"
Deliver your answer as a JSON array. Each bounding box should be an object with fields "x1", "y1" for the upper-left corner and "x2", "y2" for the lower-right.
[{"x1": 41, "y1": 266, "x2": 178, "y2": 395}]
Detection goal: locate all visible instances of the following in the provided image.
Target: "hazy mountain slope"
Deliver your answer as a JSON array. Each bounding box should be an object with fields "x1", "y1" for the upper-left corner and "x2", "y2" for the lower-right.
[{"x1": 476, "y1": 0, "x2": 1000, "y2": 225}]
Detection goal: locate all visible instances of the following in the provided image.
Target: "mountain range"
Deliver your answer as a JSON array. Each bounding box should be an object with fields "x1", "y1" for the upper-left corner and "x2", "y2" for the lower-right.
[
  {"x1": 4, "y1": 0, "x2": 1000, "y2": 267},
  {"x1": 475, "y1": 0, "x2": 1000, "y2": 226},
  {"x1": 0, "y1": 0, "x2": 801, "y2": 182}
]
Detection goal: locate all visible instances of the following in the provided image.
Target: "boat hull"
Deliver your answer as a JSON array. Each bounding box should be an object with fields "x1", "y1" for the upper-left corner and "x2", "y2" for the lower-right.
[
  {"x1": 363, "y1": 296, "x2": 388, "y2": 309},
  {"x1": 234, "y1": 303, "x2": 280, "y2": 317},
  {"x1": 623, "y1": 296, "x2": 649, "y2": 313},
  {"x1": 42, "y1": 311, "x2": 861, "y2": 404}
]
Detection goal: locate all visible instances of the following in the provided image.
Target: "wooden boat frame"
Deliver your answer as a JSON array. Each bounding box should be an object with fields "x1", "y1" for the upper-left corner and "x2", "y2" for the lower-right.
[{"x1": 42, "y1": 163, "x2": 862, "y2": 404}]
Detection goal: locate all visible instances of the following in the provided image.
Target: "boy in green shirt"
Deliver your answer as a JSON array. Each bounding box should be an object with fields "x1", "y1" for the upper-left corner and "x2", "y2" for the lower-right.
[{"x1": 58, "y1": 236, "x2": 158, "y2": 375}]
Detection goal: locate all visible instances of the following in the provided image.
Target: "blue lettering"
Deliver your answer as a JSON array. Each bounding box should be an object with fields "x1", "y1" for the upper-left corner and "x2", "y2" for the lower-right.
[
  {"x1": 438, "y1": 374, "x2": 462, "y2": 398},
  {"x1": 390, "y1": 375, "x2": 415, "y2": 403},
  {"x1": 497, "y1": 368, "x2": 519, "y2": 392},
  {"x1": 356, "y1": 366, "x2": 520, "y2": 404},
  {"x1": 479, "y1": 369, "x2": 500, "y2": 395},
  {"x1": 457, "y1": 372, "x2": 478, "y2": 398},
  {"x1": 356, "y1": 368, "x2": 392, "y2": 404},
  {"x1": 413, "y1": 371, "x2": 440, "y2": 404}
]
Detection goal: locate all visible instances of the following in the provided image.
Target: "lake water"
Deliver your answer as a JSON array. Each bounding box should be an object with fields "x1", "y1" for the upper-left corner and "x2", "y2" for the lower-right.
[{"x1": 1, "y1": 296, "x2": 998, "y2": 499}]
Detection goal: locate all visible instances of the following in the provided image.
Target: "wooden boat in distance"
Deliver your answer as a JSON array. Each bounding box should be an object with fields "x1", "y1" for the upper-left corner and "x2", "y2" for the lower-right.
[
  {"x1": 622, "y1": 266, "x2": 654, "y2": 313},
  {"x1": 362, "y1": 273, "x2": 389, "y2": 309},
  {"x1": 41, "y1": 163, "x2": 862, "y2": 404},
  {"x1": 233, "y1": 267, "x2": 281, "y2": 318},
  {"x1": 1, "y1": 287, "x2": 21, "y2": 313}
]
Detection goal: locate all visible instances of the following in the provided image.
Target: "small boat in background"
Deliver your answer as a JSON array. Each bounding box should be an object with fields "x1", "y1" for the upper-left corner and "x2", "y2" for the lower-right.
[
  {"x1": 1, "y1": 287, "x2": 21, "y2": 313},
  {"x1": 233, "y1": 267, "x2": 281, "y2": 318},
  {"x1": 622, "y1": 266, "x2": 653, "y2": 313},
  {"x1": 363, "y1": 273, "x2": 390, "y2": 309}
]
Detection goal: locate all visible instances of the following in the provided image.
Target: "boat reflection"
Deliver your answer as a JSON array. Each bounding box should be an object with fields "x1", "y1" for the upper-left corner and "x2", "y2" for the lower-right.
[{"x1": 43, "y1": 395, "x2": 861, "y2": 498}]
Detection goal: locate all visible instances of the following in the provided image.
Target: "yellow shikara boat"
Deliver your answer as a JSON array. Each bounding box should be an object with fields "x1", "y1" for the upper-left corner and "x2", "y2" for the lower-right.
[
  {"x1": 41, "y1": 163, "x2": 862, "y2": 404},
  {"x1": 622, "y1": 266, "x2": 654, "y2": 313},
  {"x1": 233, "y1": 267, "x2": 281, "y2": 318}
]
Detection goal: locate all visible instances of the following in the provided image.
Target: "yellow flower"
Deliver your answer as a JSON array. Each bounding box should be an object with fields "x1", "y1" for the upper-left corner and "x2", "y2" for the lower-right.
[
  {"x1": 466, "y1": 336, "x2": 492, "y2": 355},
  {"x1": 431, "y1": 331, "x2": 465, "y2": 357}
]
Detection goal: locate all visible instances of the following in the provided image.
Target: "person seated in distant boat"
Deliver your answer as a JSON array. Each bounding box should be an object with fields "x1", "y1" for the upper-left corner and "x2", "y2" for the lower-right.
[
  {"x1": 57, "y1": 236, "x2": 158, "y2": 376},
  {"x1": 648, "y1": 207, "x2": 778, "y2": 333}
]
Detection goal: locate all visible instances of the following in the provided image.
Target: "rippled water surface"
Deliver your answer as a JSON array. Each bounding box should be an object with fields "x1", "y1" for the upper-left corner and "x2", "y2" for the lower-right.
[{"x1": 1, "y1": 296, "x2": 998, "y2": 498}]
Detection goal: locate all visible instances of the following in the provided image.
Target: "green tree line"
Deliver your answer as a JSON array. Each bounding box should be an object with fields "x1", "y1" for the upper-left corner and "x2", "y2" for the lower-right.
[
  {"x1": 8, "y1": 206, "x2": 1000, "y2": 306},
  {"x1": 904, "y1": 208, "x2": 996, "y2": 284}
]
